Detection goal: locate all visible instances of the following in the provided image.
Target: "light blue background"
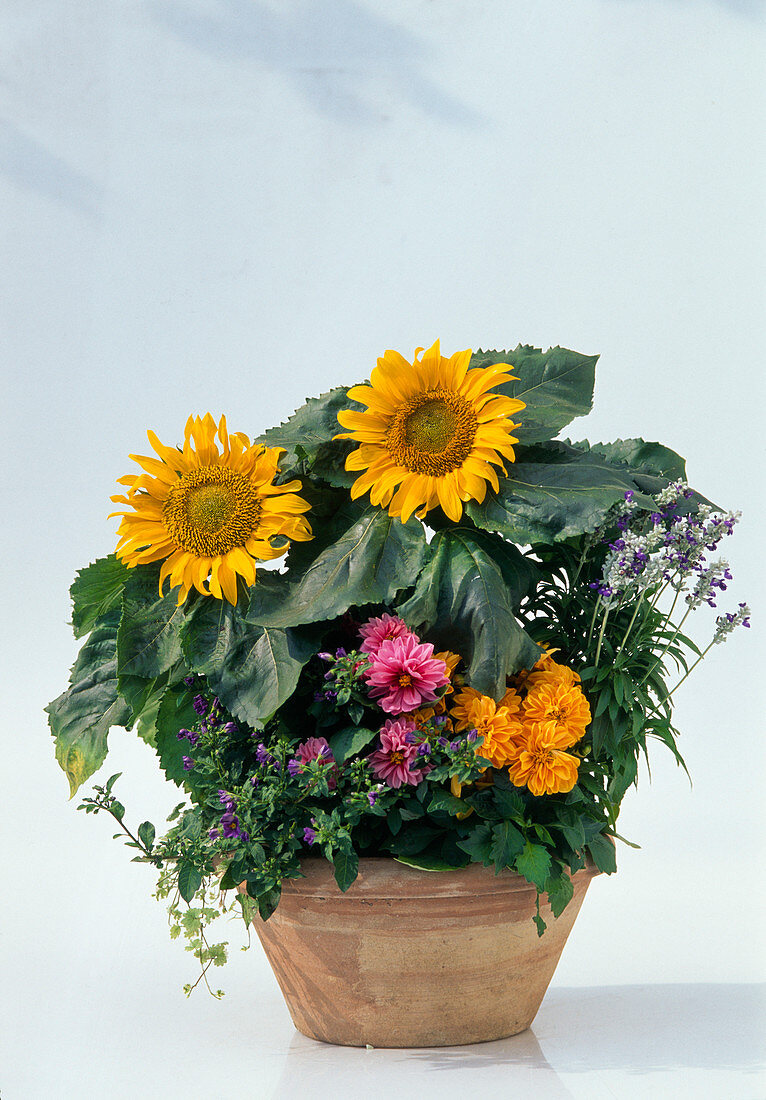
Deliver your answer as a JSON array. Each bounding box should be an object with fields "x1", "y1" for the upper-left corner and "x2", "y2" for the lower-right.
[{"x1": 2, "y1": 2, "x2": 764, "y2": 1096}]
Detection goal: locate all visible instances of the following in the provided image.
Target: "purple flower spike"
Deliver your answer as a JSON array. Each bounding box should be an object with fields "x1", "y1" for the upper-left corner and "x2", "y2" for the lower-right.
[
  {"x1": 192, "y1": 694, "x2": 208, "y2": 716},
  {"x1": 303, "y1": 826, "x2": 317, "y2": 846},
  {"x1": 182, "y1": 756, "x2": 194, "y2": 771}
]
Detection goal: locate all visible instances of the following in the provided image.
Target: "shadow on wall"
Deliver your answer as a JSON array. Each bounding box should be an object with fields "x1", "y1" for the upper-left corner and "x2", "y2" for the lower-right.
[
  {"x1": 149, "y1": 0, "x2": 485, "y2": 127},
  {"x1": 0, "y1": 120, "x2": 103, "y2": 217}
]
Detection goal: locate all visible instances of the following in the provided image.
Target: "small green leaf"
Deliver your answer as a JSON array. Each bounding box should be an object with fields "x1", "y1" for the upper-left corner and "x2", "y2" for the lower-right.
[
  {"x1": 545, "y1": 865, "x2": 574, "y2": 918},
  {"x1": 137, "y1": 821, "x2": 156, "y2": 850},
  {"x1": 515, "y1": 841, "x2": 553, "y2": 891},
  {"x1": 332, "y1": 845, "x2": 359, "y2": 892},
  {"x1": 428, "y1": 789, "x2": 472, "y2": 817},
  {"x1": 178, "y1": 862, "x2": 202, "y2": 903},
  {"x1": 492, "y1": 787, "x2": 526, "y2": 819},
  {"x1": 327, "y1": 726, "x2": 377, "y2": 765},
  {"x1": 456, "y1": 823, "x2": 494, "y2": 866},
  {"x1": 490, "y1": 821, "x2": 526, "y2": 871},
  {"x1": 586, "y1": 833, "x2": 617, "y2": 873}
]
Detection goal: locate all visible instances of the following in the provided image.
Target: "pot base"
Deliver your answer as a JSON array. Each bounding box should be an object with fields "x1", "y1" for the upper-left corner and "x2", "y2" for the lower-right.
[{"x1": 251, "y1": 857, "x2": 599, "y2": 1048}]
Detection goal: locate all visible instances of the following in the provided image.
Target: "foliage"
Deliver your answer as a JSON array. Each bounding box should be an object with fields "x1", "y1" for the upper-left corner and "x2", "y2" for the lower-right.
[{"x1": 48, "y1": 343, "x2": 750, "y2": 995}]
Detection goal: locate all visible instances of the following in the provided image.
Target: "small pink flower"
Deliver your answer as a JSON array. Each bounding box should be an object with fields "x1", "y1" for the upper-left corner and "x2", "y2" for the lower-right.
[
  {"x1": 364, "y1": 633, "x2": 449, "y2": 714},
  {"x1": 359, "y1": 613, "x2": 413, "y2": 657},
  {"x1": 368, "y1": 718, "x2": 427, "y2": 788},
  {"x1": 289, "y1": 736, "x2": 338, "y2": 789}
]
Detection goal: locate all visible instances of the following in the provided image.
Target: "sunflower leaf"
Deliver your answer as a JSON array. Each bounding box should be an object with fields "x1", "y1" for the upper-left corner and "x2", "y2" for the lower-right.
[
  {"x1": 116, "y1": 567, "x2": 186, "y2": 682},
  {"x1": 467, "y1": 444, "x2": 654, "y2": 545},
  {"x1": 248, "y1": 508, "x2": 428, "y2": 629},
  {"x1": 70, "y1": 554, "x2": 131, "y2": 639},
  {"x1": 46, "y1": 610, "x2": 132, "y2": 797},
  {"x1": 182, "y1": 600, "x2": 319, "y2": 726},
  {"x1": 470, "y1": 346, "x2": 597, "y2": 445},
  {"x1": 154, "y1": 685, "x2": 200, "y2": 784},
  {"x1": 397, "y1": 528, "x2": 540, "y2": 698},
  {"x1": 256, "y1": 386, "x2": 362, "y2": 467},
  {"x1": 571, "y1": 437, "x2": 687, "y2": 481}
]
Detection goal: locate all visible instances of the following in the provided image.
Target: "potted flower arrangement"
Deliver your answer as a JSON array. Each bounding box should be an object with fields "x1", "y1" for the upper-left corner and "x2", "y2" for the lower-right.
[{"x1": 47, "y1": 341, "x2": 749, "y2": 1047}]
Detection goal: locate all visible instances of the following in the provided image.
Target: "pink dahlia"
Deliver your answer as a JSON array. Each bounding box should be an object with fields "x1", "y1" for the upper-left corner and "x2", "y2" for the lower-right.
[
  {"x1": 359, "y1": 613, "x2": 413, "y2": 657},
  {"x1": 368, "y1": 718, "x2": 427, "y2": 788},
  {"x1": 288, "y1": 736, "x2": 337, "y2": 789},
  {"x1": 364, "y1": 633, "x2": 449, "y2": 714}
]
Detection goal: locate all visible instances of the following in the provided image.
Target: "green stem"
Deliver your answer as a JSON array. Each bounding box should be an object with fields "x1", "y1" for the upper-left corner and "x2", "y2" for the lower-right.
[
  {"x1": 642, "y1": 640, "x2": 715, "y2": 723},
  {"x1": 586, "y1": 596, "x2": 602, "y2": 648},
  {"x1": 614, "y1": 591, "x2": 647, "y2": 661},
  {"x1": 640, "y1": 600, "x2": 691, "y2": 687},
  {"x1": 594, "y1": 607, "x2": 610, "y2": 669}
]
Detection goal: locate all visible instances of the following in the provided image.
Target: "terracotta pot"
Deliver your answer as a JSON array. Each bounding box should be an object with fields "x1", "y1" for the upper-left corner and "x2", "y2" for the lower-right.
[{"x1": 248, "y1": 856, "x2": 600, "y2": 1048}]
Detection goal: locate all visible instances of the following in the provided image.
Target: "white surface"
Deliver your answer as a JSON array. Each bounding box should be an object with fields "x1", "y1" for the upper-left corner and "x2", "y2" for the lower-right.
[{"x1": 2, "y1": 1, "x2": 765, "y2": 1095}]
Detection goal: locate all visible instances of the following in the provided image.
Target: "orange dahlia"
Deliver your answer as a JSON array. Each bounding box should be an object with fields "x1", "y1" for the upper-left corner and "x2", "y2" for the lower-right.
[
  {"x1": 507, "y1": 723, "x2": 580, "y2": 797},
  {"x1": 466, "y1": 696, "x2": 524, "y2": 767},
  {"x1": 521, "y1": 682, "x2": 591, "y2": 749}
]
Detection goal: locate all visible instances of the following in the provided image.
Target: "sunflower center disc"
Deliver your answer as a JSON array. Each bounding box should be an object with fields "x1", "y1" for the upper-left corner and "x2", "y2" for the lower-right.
[
  {"x1": 404, "y1": 400, "x2": 459, "y2": 454},
  {"x1": 163, "y1": 466, "x2": 262, "y2": 557},
  {"x1": 387, "y1": 388, "x2": 478, "y2": 476}
]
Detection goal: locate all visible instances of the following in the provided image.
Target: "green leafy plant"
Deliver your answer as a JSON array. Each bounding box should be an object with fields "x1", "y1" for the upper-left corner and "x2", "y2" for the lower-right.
[{"x1": 48, "y1": 341, "x2": 749, "y2": 993}]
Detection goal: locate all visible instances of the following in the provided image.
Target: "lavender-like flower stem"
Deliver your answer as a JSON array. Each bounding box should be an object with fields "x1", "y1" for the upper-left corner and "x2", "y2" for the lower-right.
[
  {"x1": 639, "y1": 601, "x2": 692, "y2": 687},
  {"x1": 614, "y1": 588, "x2": 647, "y2": 661},
  {"x1": 586, "y1": 595, "x2": 602, "y2": 649},
  {"x1": 594, "y1": 606, "x2": 610, "y2": 668}
]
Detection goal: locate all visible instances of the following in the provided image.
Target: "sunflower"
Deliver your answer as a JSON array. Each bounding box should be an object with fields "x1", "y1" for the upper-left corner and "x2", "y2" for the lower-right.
[
  {"x1": 335, "y1": 341, "x2": 526, "y2": 522},
  {"x1": 110, "y1": 413, "x2": 312, "y2": 605},
  {"x1": 507, "y1": 723, "x2": 580, "y2": 797}
]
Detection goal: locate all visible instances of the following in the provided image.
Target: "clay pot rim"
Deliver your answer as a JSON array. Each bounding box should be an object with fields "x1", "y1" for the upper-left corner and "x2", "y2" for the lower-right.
[{"x1": 278, "y1": 853, "x2": 600, "y2": 900}]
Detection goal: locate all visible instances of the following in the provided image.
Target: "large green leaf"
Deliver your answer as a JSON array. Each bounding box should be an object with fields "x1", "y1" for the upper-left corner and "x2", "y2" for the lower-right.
[
  {"x1": 572, "y1": 437, "x2": 687, "y2": 480},
  {"x1": 70, "y1": 555, "x2": 131, "y2": 639},
  {"x1": 46, "y1": 610, "x2": 132, "y2": 797},
  {"x1": 116, "y1": 567, "x2": 186, "y2": 682},
  {"x1": 470, "y1": 346, "x2": 597, "y2": 445},
  {"x1": 398, "y1": 528, "x2": 540, "y2": 698},
  {"x1": 257, "y1": 387, "x2": 362, "y2": 484},
  {"x1": 467, "y1": 444, "x2": 652, "y2": 544},
  {"x1": 248, "y1": 507, "x2": 428, "y2": 629},
  {"x1": 182, "y1": 600, "x2": 318, "y2": 727},
  {"x1": 119, "y1": 662, "x2": 187, "y2": 746},
  {"x1": 154, "y1": 685, "x2": 200, "y2": 784}
]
